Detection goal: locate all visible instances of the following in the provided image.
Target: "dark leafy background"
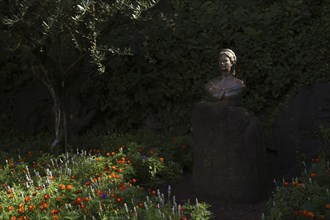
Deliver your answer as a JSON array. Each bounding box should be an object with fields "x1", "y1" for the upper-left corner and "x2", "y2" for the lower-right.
[{"x1": 1, "y1": 0, "x2": 329, "y2": 135}]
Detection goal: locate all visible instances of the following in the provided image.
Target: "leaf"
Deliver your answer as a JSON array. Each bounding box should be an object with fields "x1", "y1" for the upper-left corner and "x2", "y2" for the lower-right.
[{"x1": 77, "y1": 5, "x2": 85, "y2": 11}]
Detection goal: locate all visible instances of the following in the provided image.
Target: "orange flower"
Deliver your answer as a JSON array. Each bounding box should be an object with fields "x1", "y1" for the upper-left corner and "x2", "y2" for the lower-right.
[
  {"x1": 311, "y1": 158, "x2": 319, "y2": 163},
  {"x1": 18, "y1": 203, "x2": 24, "y2": 213},
  {"x1": 53, "y1": 215, "x2": 59, "y2": 220},
  {"x1": 325, "y1": 204, "x2": 330, "y2": 209},
  {"x1": 306, "y1": 211, "x2": 315, "y2": 218},
  {"x1": 8, "y1": 205, "x2": 14, "y2": 211},
  {"x1": 97, "y1": 190, "x2": 102, "y2": 196},
  {"x1": 18, "y1": 206, "x2": 24, "y2": 214},
  {"x1": 50, "y1": 209, "x2": 60, "y2": 215},
  {"x1": 298, "y1": 183, "x2": 305, "y2": 188},
  {"x1": 11, "y1": 216, "x2": 16, "y2": 220},
  {"x1": 301, "y1": 210, "x2": 309, "y2": 216},
  {"x1": 58, "y1": 184, "x2": 66, "y2": 190},
  {"x1": 112, "y1": 166, "x2": 117, "y2": 170},
  {"x1": 43, "y1": 203, "x2": 50, "y2": 209},
  {"x1": 116, "y1": 197, "x2": 122, "y2": 203},
  {"x1": 80, "y1": 203, "x2": 86, "y2": 209},
  {"x1": 49, "y1": 176, "x2": 54, "y2": 180},
  {"x1": 85, "y1": 197, "x2": 90, "y2": 202},
  {"x1": 25, "y1": 196, "x2": 31, "y2": 203},
  {"x1": 310, "y1": 172, "x2": 317, "y2": 177},
  {"x1": 318, "y1": 215, "x2": 325, "y2": 220},
  {"x1": 28, "y1": 205, "x2": 35, "y2": 211},
  {"x1": 66, "y1": 184, "x2": 73, "y2": 190},
  {"x1": 159, "y1": 157, "x2": 164, "y2": 162},
  {"x1": 71, "y1": 175, "x2": 76, "y2": 179}
]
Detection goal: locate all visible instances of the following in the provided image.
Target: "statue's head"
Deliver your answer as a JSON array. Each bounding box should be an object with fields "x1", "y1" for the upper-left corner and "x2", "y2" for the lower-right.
[{"x1": 219, "y1": 49, "x2": 236, "y2": 76}]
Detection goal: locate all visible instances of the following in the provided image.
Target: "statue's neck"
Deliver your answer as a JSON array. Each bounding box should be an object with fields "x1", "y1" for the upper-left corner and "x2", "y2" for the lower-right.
[{"x1": 221, "y1": 71, "x2": 234, "y2": 78}]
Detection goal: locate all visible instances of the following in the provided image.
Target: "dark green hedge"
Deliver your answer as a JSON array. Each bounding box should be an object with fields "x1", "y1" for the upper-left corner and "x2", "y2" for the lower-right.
[{"x1": 1, "y1": 0, "x2": 330, "y2": 135}]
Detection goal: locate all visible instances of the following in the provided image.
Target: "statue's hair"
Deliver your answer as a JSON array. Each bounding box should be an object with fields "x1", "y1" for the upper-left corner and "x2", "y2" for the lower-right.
[{"x1": 219, "y1": 48, "x2": 236, "y2": 76}]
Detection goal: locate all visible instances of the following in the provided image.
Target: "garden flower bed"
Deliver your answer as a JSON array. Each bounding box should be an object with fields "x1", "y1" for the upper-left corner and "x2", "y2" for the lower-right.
[
  {"x1": 264, "y1": 154, "x2": 330, "y2": 220},
  {"x1": 0, "y1": 135, "x2": 212, "y2": 220}
]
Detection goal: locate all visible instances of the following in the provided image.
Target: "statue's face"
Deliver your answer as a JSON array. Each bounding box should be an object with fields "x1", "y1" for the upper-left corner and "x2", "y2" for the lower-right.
[{"x1": 219, "y1": 55, "x2": 233, "y2": 73}]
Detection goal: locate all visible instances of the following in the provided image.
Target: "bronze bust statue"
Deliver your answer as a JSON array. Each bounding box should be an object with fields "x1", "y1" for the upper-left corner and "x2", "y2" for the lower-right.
[{"x1": 205, "y1": 49, "x2": 246, "y2": 105}]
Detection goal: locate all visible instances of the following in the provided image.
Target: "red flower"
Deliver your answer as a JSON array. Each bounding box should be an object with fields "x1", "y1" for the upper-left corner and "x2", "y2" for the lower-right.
[
  {"x1": 180, "y1": 216, "x2": 189, "y2": 220},
  {"x1": 44, "y1": 194, "x2": 50, "y2": 200},
  {"x1": 75, "y1": 197, "x2": 83, "y2": 203}
]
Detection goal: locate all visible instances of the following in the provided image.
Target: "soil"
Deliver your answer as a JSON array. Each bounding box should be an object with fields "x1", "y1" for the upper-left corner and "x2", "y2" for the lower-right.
[{"x1": 158, "y1": 171, "x2": 275, "y2": 220}]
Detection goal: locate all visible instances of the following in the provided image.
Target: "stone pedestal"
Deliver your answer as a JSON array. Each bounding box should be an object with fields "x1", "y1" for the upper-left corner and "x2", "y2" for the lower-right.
[{"x1": 192, "y1": 101, "x2": 268, "y2": 203}]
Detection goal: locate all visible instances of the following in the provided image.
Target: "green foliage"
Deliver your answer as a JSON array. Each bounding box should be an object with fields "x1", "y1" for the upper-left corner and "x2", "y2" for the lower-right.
[
  {"x1": 0, "y1": 131, "x2": 192, "y2": 186},
  {"x1": 70, "y1": 131, "x2": 193, "y2": 171},
  {"x1": 0, "y1": 145, "x2": 210, "y2": 219},
  {"x1": 2, "y1": 0, "x2": 330, "y2": 135},
  {"x1": 79, "y1": 0, "x2": 330, "y2": 132},
  {"x1": 184, "y1": 200, "x2": 213, "y2": 220},
  {"x1": 1, "y1": 0, "x2": 160, "y2": 149},
  {"x1": 264, "y1": 152, "x2": 330, "y2": 220}
]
